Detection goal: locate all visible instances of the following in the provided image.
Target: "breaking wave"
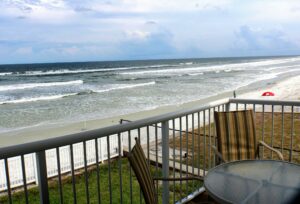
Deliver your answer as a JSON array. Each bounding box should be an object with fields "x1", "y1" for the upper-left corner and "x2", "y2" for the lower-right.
[
  {"x1": 91, "y1": 81, "x2": 156, "y2": 93},
  {"x1": 0, "y1": 93, "x2": 77, "y2": 105},
  {"x1": 0, "y1": 80, "x2": 83, "y2": 91},
  {"x1": 0, "y1": 72, "x2": 13, "y2": 76},
  {"x1": 120, "y1": 57, "x2": 300, "y2": 75},
  {"x1": 7, "y1": 64, "x2": 175, "y2": 76}
]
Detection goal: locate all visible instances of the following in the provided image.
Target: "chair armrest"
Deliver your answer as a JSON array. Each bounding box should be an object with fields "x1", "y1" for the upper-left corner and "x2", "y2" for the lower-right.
[
  {"x1": 258, "y1": 141, "x2": 284, "y2": 160},
  {"x1": 153, "y1": 176, "x2": 203, "y2": 181},
  {"x1": 211, "y1": 145, "x2": 227, "y2": 163}
]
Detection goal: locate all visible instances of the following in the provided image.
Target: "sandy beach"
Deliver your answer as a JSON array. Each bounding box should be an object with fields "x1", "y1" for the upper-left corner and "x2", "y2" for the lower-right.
[
  {"x1": 238, "y1": 75, "x2": 300, "y2": 100},
  {"x1": 1, "y1": 74, "x2": 299, "y2": 148}
]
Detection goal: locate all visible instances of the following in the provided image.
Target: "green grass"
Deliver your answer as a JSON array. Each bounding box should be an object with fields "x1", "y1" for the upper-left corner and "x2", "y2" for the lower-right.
[
  {"x1": 0, "y1": 158, "x2": 202, "y2": 204},
  {"x1": 1, "y1": 158, "x2": 142, "y2": 204}
]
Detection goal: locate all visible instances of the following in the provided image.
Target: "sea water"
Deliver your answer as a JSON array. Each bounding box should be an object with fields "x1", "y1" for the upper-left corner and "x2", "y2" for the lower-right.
[{"x1": 0, "y1": 56, "x2": 300, "y2": 133}]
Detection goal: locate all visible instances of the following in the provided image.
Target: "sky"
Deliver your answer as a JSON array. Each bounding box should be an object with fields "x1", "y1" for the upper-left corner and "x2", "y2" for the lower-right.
[{"x1": 0, "y1": 0, "x2": 300, "y2": 64}]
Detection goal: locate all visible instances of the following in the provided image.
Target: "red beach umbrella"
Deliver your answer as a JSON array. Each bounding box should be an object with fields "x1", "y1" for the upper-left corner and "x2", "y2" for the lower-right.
[{"x1": 262, "y1": 91, "x2": 275, "y2": 96}]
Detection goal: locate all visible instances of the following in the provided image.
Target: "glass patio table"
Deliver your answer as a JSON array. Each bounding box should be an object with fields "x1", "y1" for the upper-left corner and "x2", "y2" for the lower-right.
[{"x1": 204, "y1": 160, "x2": 300, "y2": 204}]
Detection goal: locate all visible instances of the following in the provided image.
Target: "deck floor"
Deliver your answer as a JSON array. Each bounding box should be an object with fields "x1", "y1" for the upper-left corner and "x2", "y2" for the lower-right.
[{"x1": 187, "y1": 191, "x2": 218, "y2": 204}]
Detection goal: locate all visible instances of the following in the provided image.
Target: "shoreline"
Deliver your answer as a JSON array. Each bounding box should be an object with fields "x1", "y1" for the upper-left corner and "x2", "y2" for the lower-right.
[{"x1": 0, "y1": 73, "x2": 299, "y2": 147}]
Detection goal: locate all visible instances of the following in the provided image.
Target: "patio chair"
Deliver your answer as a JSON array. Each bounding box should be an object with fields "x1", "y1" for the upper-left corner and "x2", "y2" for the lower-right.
[
  {"x1": 213, "y1": 110, "x2": 284, "y2": 163},
  {"x1": 127, "y1": 138, "x2": 206, "y2": 204}
]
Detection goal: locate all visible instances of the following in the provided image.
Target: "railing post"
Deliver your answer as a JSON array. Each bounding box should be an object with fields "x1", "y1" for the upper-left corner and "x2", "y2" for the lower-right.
[
  {"x1": 161, "y1": 121, "x2": 169, "y2": 204},
  {"x1": 225, "y1": 102, "x2": 230, "y2": 112},
  {"x1": 36, "y1": 151, "x2": 49, "y2": 204}
]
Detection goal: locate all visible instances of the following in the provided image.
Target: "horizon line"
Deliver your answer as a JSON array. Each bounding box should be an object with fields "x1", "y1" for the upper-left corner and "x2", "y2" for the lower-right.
[{"x1": 0, "y1": 54, "x2": 299, "y2": 66}]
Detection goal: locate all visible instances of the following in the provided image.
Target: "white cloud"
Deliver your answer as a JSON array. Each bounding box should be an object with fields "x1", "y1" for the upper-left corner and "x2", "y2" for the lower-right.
[
  {"x1": 15, "y1": 47, "x2": 32, "y2": 54},
  {"x1": 62, "y1": 46, "x2": 79, "y2": 55},
  {"x1": 1, "y1": 0, "x2": 75, "y2": 24},
  {"x1": 125, "y1": 30, "x2": 150, "y2": 40},
  {"x1": 3, "y1": 0, "x2": 66, "y2": 9},
  {"x1": 233, "y1": 25, "x2": 298, "y2": 54},
  {"x1": 240, "y1": 1, "x2": 300, "y2": 23},
  {"x1": 112, "y1": 0, "x2": 231, "y2": 13},
  {"x1": 1, "y1": 0, "x2": 300, "y2": 63}
]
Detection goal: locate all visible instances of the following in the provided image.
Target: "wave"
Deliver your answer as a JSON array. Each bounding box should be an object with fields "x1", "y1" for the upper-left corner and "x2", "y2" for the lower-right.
[
  {"x1": 0, "y1": 80, "x2": 83, "y2": 92},
  {"x1": 0, "y1": 81, "x2": 156, "y2": 104},
  {"x1": 0, "y1": 93, "x2": 77, "y2": 105},
  {"x1": 17, "y1": 68, "x2": 123, "y2": 76},
  {"x1": 233, "y1": 73, "x2": 279, "y2": 91},
  {"x1": 180, "y1": 62, "x2": 193, "y2": 65},
  {"x1": 265, "y1": 64, "x2": 300, "y2": 71},
  {"x1": 188, "y1": 73, "x2": 203, "y2": 76},
  {"x1": 0, "y1": 72, "x2": 13, "y2": 76},
  {"x1": 120, "y1": 57, "x2": 300, "y2": 75},
  {"x1": 9, "y1": 64, "x2": 175, "y2": 77},
  {"x1": 92, "y1": 81, "x2": 156, "y2": 93}
]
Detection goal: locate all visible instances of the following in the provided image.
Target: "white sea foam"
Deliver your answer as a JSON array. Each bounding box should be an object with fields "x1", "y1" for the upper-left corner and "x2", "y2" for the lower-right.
[
  {"x1": 120, "y1": 67, "x2": 214, "y2": 75},
  {"x1": 0, "y1": 72, "x2": 13, "y2": 76},
  {"x1": 273, "y1": 69, "x2": 300, "y2": 76},
  {"x1": 120, "y1": 57, "x2": 300, "y2": 75},
  {"x1": 180, "y1": 62, "x2": 193, "y2": 65},
  {"x1": 12, "y1": 64, "x2": 174, "y2": 76},
  {"x1": 92, "y1": 81, "x2": 156, "y2": 93},
  {"x1": 20, "y1": 69, "x2": 117, "y2": 76},
  {"x1": 233, "y1": 73, "x2": 279, "y2": 91},
  {"x1": 265, "y1": 64, "x2": 300, "y2": 71},
  {"x1": 0, "y1": 93, "x2": 77, "y2": 105},
  {"x1": 188, "y1": 73, "x2": 204, "y2": 76},
  {"x1": 0, "y1": 80, "x2": 83, "y2": 91}
]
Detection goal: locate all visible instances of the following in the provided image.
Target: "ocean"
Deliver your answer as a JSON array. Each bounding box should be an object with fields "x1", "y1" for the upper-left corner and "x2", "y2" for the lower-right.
[{"x1": 1, "y1": 56, "x2": 300, "y2": 133}]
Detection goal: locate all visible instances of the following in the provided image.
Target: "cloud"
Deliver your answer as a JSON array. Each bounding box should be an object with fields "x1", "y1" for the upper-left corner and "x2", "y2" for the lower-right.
[
  {"x1": 15, "y1": 47, "x2": 33, "y2": 55},
  {"x1": 0, "y1": 0, "x2": 300, "y2": 64},
  {"x1": 118, "y1": 30, "x2": 175, "y2": 59},
  {"x1": 247, "y1": 1, "x2": 300, "y2": 23},
  {"x1": 233, "y1": 25, "x2": 299, "y2": 55},
  {"x1": 145, "y1": 21, "x2": 157, "y2": 25},
  {"x1": 125, "y1": 30, "x2": 150, "y2": 40},
  {"x1": 16, "y1": 16, "x2": 26, "y2": 19},
  {"x1": 74, "y1": 7, "x2": 94, "y2": 13},
  {"x1": 1, "y1": 0, "x2": 75, "y2": 24},
  {"x1": 236, "y1": 26, "x2": 261, "y2": 49},
  {"x1": 62, "y1": 46, "x2": 80, "y2": 55}
]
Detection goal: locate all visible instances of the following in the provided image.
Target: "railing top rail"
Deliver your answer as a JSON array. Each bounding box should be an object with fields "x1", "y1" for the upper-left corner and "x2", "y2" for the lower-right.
[
  {"x1": 0, "y1": 99, "x2": 228, "y2": 159},
  {"x1": 229, "y1": 98, "x2": 300, "y2": 106}
]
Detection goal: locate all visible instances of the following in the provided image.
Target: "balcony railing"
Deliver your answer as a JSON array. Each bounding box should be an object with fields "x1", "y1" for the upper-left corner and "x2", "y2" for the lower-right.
[{"x1": 0, "y1": 98, "x2": 299, "y2": 204}]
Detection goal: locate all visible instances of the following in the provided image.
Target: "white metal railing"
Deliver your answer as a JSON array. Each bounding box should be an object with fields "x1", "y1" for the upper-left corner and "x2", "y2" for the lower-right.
[
  {"x1": 0, "y1": 136, "x2": 119, "y2": 191},
  {"x1": 0, "y1": 98, "x2": 299, "y2": 204}
]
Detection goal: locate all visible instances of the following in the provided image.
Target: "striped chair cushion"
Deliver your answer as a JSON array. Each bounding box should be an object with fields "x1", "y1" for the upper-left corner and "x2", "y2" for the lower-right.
[
  {"x1": 127, "y1": 139, "x2": 157, "y2": 204},
  {"x1": 214, "y1": 110, "x2": 257, "y2": 162}
]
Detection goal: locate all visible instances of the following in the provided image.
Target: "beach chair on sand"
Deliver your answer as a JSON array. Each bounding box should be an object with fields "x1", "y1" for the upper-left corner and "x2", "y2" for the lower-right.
[
  {"x1": 127, "y1": 138, "x2": 206, "y2": 204},
  {"x1": 213, "y1": 110, "x2": 284, "y2": 163}
]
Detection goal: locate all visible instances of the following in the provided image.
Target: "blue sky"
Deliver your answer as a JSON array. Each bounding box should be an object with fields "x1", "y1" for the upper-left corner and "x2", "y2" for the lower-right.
[{"x1": 0, "y1": 0, "x2": 300, "y2": 64}]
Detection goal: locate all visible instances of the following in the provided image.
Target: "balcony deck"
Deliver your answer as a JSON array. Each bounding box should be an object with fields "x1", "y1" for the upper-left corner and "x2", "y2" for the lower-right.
[{"x1": 0, "y1": 98, "x2": 299, "y2": 204}]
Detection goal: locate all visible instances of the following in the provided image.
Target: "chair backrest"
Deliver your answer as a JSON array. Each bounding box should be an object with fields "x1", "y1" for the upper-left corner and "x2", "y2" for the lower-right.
[
  {"x1": 127, "y1": 138, "x2": 157, "y2": 204},
  {"x1": 214, "y1": 110, "x2": 257, "y2": 162}
]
